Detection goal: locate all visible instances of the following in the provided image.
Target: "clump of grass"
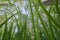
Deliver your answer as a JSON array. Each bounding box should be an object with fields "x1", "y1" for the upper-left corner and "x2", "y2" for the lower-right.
[{"x1": 0, "y1": 0, "x2": 60, "y2": 40}]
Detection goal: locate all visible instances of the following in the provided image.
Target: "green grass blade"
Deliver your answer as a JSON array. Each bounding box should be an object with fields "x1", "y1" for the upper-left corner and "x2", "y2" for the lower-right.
[
  {"x1": 28, "y1": 0, "x2": 37, "y2": 40},
  {"x1": 0, "y1": 13, "x2": 17, "y2": 28}
]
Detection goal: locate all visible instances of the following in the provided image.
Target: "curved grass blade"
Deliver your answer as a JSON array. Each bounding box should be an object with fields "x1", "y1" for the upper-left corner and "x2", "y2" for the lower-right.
[{"x1": 0, "y1": 13, "x2": 17, "y2": 28}]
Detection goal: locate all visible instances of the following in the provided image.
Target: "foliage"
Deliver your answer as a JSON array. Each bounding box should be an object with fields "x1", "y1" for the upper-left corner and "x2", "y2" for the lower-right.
[{"x1": 0, "y1": 0, "x2": 60, "y2": 40}]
